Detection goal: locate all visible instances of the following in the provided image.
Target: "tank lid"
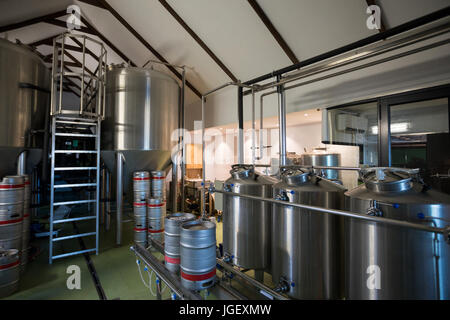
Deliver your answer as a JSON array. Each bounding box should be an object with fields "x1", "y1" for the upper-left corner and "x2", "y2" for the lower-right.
[
  {"x1": 361, "y1": 167, "x2": 419, "y2": 193},
  {"x1": 229, "y1": 164, "x2": 255, "y2": 180},
  {"x1": 166, "y1": 212, "x2": 196, "y2": 221},
  {"x1": 281, "y1": 167, "x2": 310, "y2": 185}
]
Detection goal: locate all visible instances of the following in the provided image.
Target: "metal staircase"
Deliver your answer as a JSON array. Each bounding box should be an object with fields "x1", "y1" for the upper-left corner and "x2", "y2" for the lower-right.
[{"x1": 48, "y1": 33, "x2": 106, "y2": 264}]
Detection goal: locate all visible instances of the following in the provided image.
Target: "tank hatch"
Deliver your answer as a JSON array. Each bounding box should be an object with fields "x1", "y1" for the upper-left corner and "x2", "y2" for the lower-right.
[{"x1": 360, "y1": 167, "x2": 419, "y2": 193}]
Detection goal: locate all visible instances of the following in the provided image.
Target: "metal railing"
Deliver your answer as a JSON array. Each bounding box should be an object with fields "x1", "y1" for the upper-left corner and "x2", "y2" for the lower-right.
[{"x1": 50, "y1": 33, "x2": 107, "y2": 119}]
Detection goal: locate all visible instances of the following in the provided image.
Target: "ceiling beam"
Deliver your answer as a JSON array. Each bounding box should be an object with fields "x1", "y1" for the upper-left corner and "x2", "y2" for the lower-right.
[
  {"x1": 44, "y1": 18, "x2": 97, "y2": 36},
  {"x1": 94, "y1": 0, "x2": 202, "y2": 98},
  {"x1": 158, "y1": 0, "x2": 238, "y2": 82},
  {"x1": 77, "y1": 0, "x2": 106, "y2": 9},
  {"x1": 0, "y1": 10, "x2": 67, "y2": 33},
  {"x1": 247, "y1": 0, "x2": 299, "y2": 64},
  {"x1": 80, "y1": 16, "x2": 137, "y2": 67},
  {"x1": 366, "y1": 0, "x2": 388, "y2": 33}
]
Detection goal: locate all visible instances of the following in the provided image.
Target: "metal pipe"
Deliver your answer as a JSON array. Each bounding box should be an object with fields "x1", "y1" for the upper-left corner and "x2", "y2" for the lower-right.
[
  {"x1": 277, "y1": 75, "x2": 287, "y2": 167},
  {"x1": 243, "y1": 7, "x2": 450, "y2": 86},
  {"x1": 251, "y1": 87, "x2": 256, "y2": 165},
  {"x1": 105, "y1": 169, "x2": 111, "y2": 231},
  {"x1": 213, "y1": 189, "x2": 448, "y2": 236},
  {"x1": 237, "y1": 86, "x2": 244, "y2": 164},
  {"x1": 217, "y1": 259, "x2": 288, "y2": 300},
  {"x1": 201, "y1": 96, "x2": 206, "y2": 217},
  {"x1": 256, "y1": 35, "x2": 450, "y2": 124},
  {"x1": 132, "y1": 243, "x2": 202, "y2": 300},
  {"x1": 17, "y1": 151, "x2": 27, "y2": 175},
  {"x1": 101, "y1": 166, "x2": 107, "y2": 225},
  {"x1": 116, "y1": 152, "x2": 124, "y2": 245},
  {"x1": 171, "y1": 156, "x2": 178, "y2": 212},
  {"x1": 181, "y1": 68, "x2": 186, "y2": 212}
]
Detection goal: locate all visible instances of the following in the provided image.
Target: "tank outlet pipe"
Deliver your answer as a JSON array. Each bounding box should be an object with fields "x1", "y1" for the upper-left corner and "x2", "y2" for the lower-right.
[
  {"x1": 216, "y1": 259, "x2": 289, "y2": 300},
  {"x1": 115, "y1": 152, "x2": 124, "y2": 246},
  {"x1": 17, "y1": 151, "x2": 27, "y2": 175},
  {"x1": 210, "y1": 187, "x2": 449, "y2": 237},
  {"x1": 200, "y1": 81, "x2": 257, "y2": 217}
]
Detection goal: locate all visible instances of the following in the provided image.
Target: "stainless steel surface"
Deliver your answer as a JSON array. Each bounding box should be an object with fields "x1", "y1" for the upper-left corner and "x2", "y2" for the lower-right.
[
  {"x1": 151, "y1": 171, "x2": 166, "y2": 199},
  {"x1": 116, "y1": 152, "x2": 124, "y2": 246},
  {"x1": 133, "y1": 200, "x2": 147, "y2": 247},
  {"x1": 0, "y1": 39, "x2": 50, "y2": 177},
  {"x1": 216, "y1": 259, "x2": 289, "y2": 300},
  {"x1": 132, "y1": 243, "x2": 203, "y2": 300},
  {"x1": 223, "y1": 164, "x2": 278, "y2": 270},
  {"x1": 17, "y1": 151, "x2": 26, "y2": 176},
  {"x1": 0, "y1": 249, "x2": 20, "y2": 298},
  {"x1": 301, "y1": 152, "x2": 340, "y2": 180},
  {"x1": 272, "y1": 168, "x2": 346, "y2": 299},
  {"x1": 147, "y1": 198, "x2": 166, "y2": 243},
  {"x1": 101, "y1": 65, "x2": 180, "y2": 196},
  {"x1": 180, "y1": 219, "x2": 216, "y2": 290},
  {"x1": 213, "y1": 188, "x2": 447, "y2": 235},
  {"x1": 164, "y1": 212, "x2": 195, "y2": 273},
  {"x1": 345, "y1": 167, "x2": 450, "y2": 300},
  {"x1": 133, "y1": 171, "x2": 150, "y2": 201},
  {"x1": 20, "y1": 175, "x2": 30, "y2": 272},
  {"x1": 0, "y1": 176, "x2": 24, "y2": 252}
]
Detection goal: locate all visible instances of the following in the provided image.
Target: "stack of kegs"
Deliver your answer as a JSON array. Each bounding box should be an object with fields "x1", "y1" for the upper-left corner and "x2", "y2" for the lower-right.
[
  {"x1": 150, "y1": 170, "x2": 166, "y2": 200},
  {"x1": 133, "y1": 172, "x2": 150, "y2": 247},
  {"x1": 147, "y1": 197, "x2": 165, "y2": 244},
  {"x1": 0, "y1": 175, "x2": 24, "y2": 297}
]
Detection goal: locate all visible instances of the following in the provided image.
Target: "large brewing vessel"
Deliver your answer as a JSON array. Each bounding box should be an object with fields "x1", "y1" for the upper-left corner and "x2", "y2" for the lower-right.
[
  {"x1": 345, "y1": 167, "x2": 450, "y2": 300},
  {"x1": 301, "y1": 150, "x2": 340, "y2": 181},
  {"x1": 272, "y1": 167, "x2": 346, "y2": 299},
  {"x1": 223, "y1": 164, "x2": 278, "y2": 270},
  {"x1": 0, "y1": 39, "x2": 50, "y2": 176},
  {"x1": 101, "y1": 65, "x2": 180, "y2": 195}
]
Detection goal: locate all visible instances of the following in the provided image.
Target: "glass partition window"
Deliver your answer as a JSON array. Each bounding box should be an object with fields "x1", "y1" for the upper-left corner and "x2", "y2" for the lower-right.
[{"x1": 325, "y1": 102, "x2": 378, "y2": 166}]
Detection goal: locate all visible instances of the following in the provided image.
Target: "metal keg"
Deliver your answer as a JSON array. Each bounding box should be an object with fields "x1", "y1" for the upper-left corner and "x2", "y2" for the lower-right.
[
  {"x1": 0, "y1": 249, "x2": 20, "y2": 298},
  {"x1": 147, "y1": 198, "x2": 165, "y2": 243},
  {"x1": 133, "y1": 171, "x2": 150, "y2": 201},
  {"x1": 180, "y1": 219, "x2": 216, "y2": 290},
  {"x1": 151, "y1": 170, "x2": 165, "y2": 199},
  {"x1": 21, "y1": 175, "x2": 30, "y2": 273},
  {"x1": 133, "y1": 200, "x2": 147, "y2": 246},
  {"x1": 164, "y1": 213, "x2": 196, "y2": 273},
  {"x1": 0, "y1": 176, "x2": 24, "y2": 251}
]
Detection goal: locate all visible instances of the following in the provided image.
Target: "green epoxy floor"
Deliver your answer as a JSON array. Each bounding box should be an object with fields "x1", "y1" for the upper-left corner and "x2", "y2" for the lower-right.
[{"x1": 3, "y1": 207, "x2": 273, "y2": 300}]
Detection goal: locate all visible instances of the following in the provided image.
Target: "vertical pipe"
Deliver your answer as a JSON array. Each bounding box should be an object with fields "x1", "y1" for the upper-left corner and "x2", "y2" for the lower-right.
[
  {"x1": 171, "y1": 157, "x2": 178, "y2": 213},
  {"x1": 181, "y1": 68, "x2": 186, "y2": 212},
  {"x1": 201, "y1": 96, "x2": 206, "y2": 217},
  {"x1": 95, "y1": 120, "x2": 101, "y2": 254},
  {"x1": 251, "y1": 88, "x2": 256, "y2": 165},
  {"x1": 277, "y1": 75, "x2": 287, "y2": 167},
  {"x1": 58, "y1": 36, "x2": 64, "y2": 114},
  {"x1": 237, "y1": 86, "x2": 244, "y2": 164},
  {"x1": 80, "y1": 36, "x2": 86, "y2": 114},
  {"x1": 116, "y1": 152, "x2": 124, "y2": 246},
  {"x1": 17, "y1": 151, "x2": 27, "y2": 175},
  {"x1": 101, "y1": 166, "x2": 106, "y2": 225},
  {"x1": 106, "y1": 169, "x2": 111, "y2": 231}
]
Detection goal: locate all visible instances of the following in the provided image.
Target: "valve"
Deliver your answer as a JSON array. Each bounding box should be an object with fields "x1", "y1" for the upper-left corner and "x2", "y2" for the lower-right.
[
  {"x1": 366, "y1": 200, "x2": 383, "y2": 217},
  {"x1": 208, "y1": 183, "x2": 215, "y2": 194},
  {"x1": 445, "y1": 226, "x2": 450, "y2": 245},
  {"x1": 274, "y1": 190, "x2": 288, "y2": 201},
  {"x1": 223, "y1": 184, "x2": 232, "y2": 192},
  {"x1": 274, "y1": 276, "x2": 290, "y2": 293}
]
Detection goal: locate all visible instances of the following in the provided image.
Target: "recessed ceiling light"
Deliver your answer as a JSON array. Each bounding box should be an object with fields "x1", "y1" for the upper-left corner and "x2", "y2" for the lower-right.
[{"x1": 304, "y1": 113, "x2": 309, "y2": 117}]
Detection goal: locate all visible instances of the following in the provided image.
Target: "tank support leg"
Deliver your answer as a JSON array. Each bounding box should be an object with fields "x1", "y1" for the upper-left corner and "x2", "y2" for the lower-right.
[
  {"x1": 254, "y1": 270, "x2": 264, "y2": 282},
  {"x1": 116, "y1": 152, "x2": 124, "y2": 246}
]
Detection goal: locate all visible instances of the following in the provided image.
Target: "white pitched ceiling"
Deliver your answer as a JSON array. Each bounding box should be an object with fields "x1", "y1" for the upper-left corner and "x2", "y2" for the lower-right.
[{"x1": 0, "y1": 0, "x2": 448, "y2": 106}]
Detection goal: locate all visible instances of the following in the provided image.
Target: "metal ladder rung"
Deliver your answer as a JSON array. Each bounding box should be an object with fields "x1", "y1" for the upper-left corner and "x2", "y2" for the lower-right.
[
  {"x1": 55, "y1": 133, "x2": 97, "y2": 137},
  {"x1": 54, "y1": 167, "x2": 97, "y2": 171},
  {"x1": 54, "y1": 183, "x2": 97, "y2": 188},
  {"x1": 52, "y1": 232, "x2": 97, "y2": 242},
  {"x1": 52, "y1": 248, "x2": 97, "y2": 260},
  {"x1": 53, "y1": 216, "x2": 97, "y2": 224},
  {"x1": 55, "y1": 120, "x2": 98, "y2": 126},
  {"x1": 54, "y1": 199, "x2": 96, "y2": 206},
  {"x1": 54, "y1": 150, "x2": 98, "y2": 154}
]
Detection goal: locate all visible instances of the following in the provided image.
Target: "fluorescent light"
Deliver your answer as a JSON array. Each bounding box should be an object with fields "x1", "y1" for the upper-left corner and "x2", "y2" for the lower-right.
[{"x1": 371, "y1": 122, "x2": 410, "y2": 135}]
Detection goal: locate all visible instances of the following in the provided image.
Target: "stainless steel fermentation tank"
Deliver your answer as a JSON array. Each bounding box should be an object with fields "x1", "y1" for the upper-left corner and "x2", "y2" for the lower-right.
[
  {"x1": 101, "y1": 65, "x2": 180, "y2": 244},
  {"x1": 223, "y1": 164, "x2": 278, "y2": 271},
  {"x1": 0, "y1": 38, "x2": 50, "y2": 177},
  {"x1": 272, "y1": 167, "x2": 346, "y2": 299},
  {"x1": 301, "y1": 151, "x2": 340, "y2": 181},
  {"x1": 345, "y1": 167, "x2": 450, "y2": 300}
]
